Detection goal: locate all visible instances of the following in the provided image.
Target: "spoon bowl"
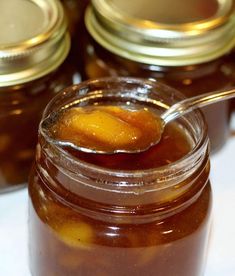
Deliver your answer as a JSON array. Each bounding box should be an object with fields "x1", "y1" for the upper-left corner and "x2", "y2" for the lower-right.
[{"x1": 51, "y1": 87, "x2": 235, "y2": 154}]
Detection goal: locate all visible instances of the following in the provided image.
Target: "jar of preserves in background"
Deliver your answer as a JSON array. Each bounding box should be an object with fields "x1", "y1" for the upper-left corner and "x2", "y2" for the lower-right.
[
  {"x1": 60, "y1": 0, "x2": 90, "y2": 78},
  {"x1": 29, "y1": 78, "x2": 212, "y2": 276},
  {"x1": 82, "y1": 0, "x2": 235, "y2": 152},
  {"x1": 60, "y1": 0, "x2": 90, "y2": 38},
  {"x1": 0, "y1": 0, "x2": 78, "y2": 192}
]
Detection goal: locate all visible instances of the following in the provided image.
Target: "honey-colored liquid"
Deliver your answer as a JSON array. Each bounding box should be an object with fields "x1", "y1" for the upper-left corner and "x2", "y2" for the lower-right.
[
  {"x1": 0, "y1": 60, "x2": 76, "y2": 191},
  {"x1": 65, "y1": 121, "x2": 191, "y2": 170}
]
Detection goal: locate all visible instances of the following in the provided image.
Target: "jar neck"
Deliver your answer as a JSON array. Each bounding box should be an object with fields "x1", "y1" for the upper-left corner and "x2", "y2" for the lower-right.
[
  {"x1": 84, "y1": 36, "x2": 234, "y2": 83},
  {"x1": 36, "y1": 126, "x2": 210, "y2": 222},
  {"x1": 87, "y1": 36, "x2": 230, "y2": 80}
]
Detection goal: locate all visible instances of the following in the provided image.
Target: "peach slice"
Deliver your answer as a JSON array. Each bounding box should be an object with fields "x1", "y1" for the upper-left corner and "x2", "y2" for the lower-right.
[
  {"x1": 56, "y1": 221, "x2": 93, "y2": 249},
  {"x1": 53, "y1": 106, "x2": 163, "y2": 152},
  {"x1": 68, "y1": 109, "x2": 141, "y2": 146}
]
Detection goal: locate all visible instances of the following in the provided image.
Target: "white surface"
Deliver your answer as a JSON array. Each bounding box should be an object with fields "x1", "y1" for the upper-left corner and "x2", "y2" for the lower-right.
[{"x1": 0, "y1": 139, "x2": 235, "y2": 276}]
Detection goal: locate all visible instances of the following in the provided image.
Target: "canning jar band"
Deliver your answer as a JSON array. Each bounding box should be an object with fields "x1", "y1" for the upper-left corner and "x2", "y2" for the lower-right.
[
  {"x1": 85, "y1": 0, "x2": 235, "y2": 66},
  {"x1": 0, "y1": 0, "x2": 70, "y2": 87}
]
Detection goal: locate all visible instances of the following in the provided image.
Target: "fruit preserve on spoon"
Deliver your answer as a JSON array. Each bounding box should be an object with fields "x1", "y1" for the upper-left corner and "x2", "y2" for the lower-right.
[
  {"x1": 48, "y1": 105, "x2": 163, "y2": 154},
  {"x1": 48, "y1": 86, "x2": 235, "y2": 155}
]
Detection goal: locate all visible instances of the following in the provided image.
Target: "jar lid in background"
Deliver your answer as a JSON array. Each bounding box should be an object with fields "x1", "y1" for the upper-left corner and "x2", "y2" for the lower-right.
[
  {"x1": 0, "y1": 0, "x2": 70, "y2": 87},
  {"x1": 86, "y1": 0, "x2": 235, "y2": 66}
]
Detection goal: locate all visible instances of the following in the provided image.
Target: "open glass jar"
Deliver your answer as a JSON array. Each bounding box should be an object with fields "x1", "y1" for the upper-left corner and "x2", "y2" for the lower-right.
[
  {"x1": 29, "y1": 77, "x2": 212, "y2": 276},
  {"x1": 81, "y1": 0, "x2": 235, "y2": 152},
  {"x1": 0, "y1": 0, "x2": 78, "y2": 192}
]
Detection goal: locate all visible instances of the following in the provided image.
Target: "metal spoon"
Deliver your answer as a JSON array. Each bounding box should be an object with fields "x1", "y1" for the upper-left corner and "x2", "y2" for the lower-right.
[{"x1": 51, "y1": 87, "x2": 235, "y2": 154}]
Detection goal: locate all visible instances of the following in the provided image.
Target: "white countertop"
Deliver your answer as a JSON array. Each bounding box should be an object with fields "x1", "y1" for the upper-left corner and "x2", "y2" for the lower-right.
[{"x1": 0, "y1": 138, "x2": 235, "y2": 276}]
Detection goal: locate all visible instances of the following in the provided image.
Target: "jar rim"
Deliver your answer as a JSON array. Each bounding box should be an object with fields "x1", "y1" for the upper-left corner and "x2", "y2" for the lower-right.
[{"x1": 39, "y1": 77, "x2": 209, "y2": 193}]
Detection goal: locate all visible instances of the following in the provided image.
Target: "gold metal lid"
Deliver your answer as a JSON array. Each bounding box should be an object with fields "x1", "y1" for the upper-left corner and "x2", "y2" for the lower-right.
[
  {"x1": 0, "y1": 0, "x2": 70, "y2": 87},
  {"x1": 86, "y1": 0, "x2": 235, "y2": 66}
]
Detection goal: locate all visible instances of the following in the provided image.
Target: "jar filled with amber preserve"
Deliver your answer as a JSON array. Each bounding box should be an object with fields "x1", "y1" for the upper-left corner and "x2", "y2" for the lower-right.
[
  {"x1": 82, "y1": 0, "x2": 235, "y2": 152},
  {"x1": 29, "y1": 78, "x2": 212, "y2": 276},
  {"x1": 0, "y1": 0, "x2": 78, "y2": 192},
  {"x1": 60, "y1": 0, "x2": 90, "y2": 38}
]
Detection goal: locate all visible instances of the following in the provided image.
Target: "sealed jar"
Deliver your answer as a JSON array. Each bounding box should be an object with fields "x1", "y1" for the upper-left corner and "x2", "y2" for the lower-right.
[
  {"x1": 60, "y1": 0, "x2": 90, "y2": 76},
  {"x1": 60, "y1": 0, "x2": 90, "y2": 38},
  {"x1": 81, "y1": 0, "x2": 235, "y2": 152},
  {"x1": 29, "y1": 78, "x2": 212, "y2": 276},
  {"x1": 0, "y1": 0, "x2": 79, "y2": 192}
]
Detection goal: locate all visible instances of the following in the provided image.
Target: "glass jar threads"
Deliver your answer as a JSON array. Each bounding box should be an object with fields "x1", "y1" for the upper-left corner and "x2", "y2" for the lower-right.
[
  {"x1": 82, "y1": 0, "x2": 235, "y2": 152},
  {"x1": 29, "y1": 77, "x2": 212, "y2": 276},
  {"x1": 0, "y1": 0, "x2": 76, "y2": 192}
]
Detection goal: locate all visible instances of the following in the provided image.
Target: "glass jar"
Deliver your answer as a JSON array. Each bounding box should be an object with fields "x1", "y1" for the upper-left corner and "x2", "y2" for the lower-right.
[
  {"x1": 60, "y1": 0, "x2": 90, "y2": 78},
  {"x1": 0, "y1": 0, "x2": 79, "y2": 192},
  {"x1": 60, "y1": 0, "x2": 90, "y2": 38},
  {"x1": 29, "y1": 77, "x2": 212, "y2": 276},
  {"x1": 81, "y1": 0, "x2": 235, "y2": 152}
]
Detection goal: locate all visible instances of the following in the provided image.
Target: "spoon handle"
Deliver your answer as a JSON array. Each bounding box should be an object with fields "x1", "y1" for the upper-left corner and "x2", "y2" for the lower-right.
[{"x1": 161, "y1": 87, "x2": 235, "y2": 124}]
